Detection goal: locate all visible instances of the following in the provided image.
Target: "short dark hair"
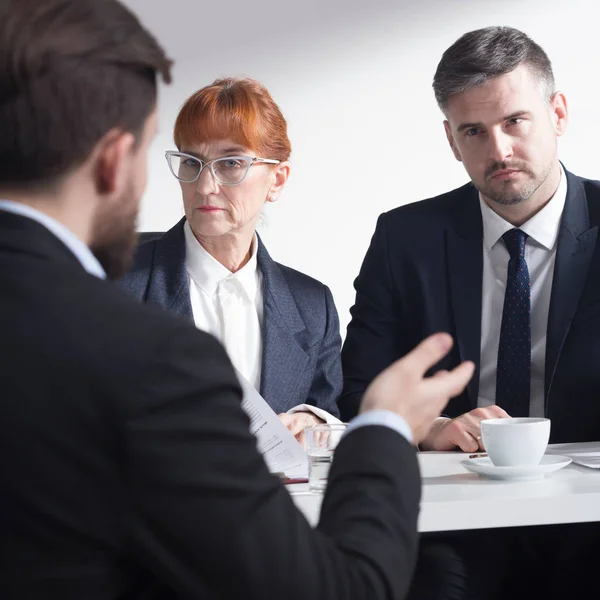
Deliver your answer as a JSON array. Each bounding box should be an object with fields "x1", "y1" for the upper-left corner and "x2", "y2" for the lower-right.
[
  {"x1": 0, "y1": 0, "x2": 172, "y2": 190},
  {"x1": 433, "y1": 26, "x2": 555, "y2": 111}
]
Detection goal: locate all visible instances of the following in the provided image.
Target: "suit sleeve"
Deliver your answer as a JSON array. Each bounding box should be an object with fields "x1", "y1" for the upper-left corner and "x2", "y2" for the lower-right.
[
  {"x1": 301, "y1": 285, "x2": 342, "y2": 418},
  {"x1": 340, "y1": 214, "x2": 408, "y2": 421},
  {"x1": 123, "y1": 323, "x2": 420, "y2": 600}
]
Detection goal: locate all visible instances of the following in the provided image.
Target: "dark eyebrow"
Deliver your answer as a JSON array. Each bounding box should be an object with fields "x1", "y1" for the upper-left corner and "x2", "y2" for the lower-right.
[
  {"x1": 503, "y1": 111, "x2": 530, "y2": 122},
  {"x1": 456, "y1": 121, "x2": 483, "y2": 133},
  {"x1": 456, "y1": 111, "x2": 530, "y2": 133},
  {"x1": 181, "y1": 147, "x2": 247, "y2": 160}
]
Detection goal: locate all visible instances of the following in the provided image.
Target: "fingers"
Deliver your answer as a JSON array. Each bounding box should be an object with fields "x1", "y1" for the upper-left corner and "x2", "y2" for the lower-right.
[
  {"x1": 427, "y1": 361, "x2": 475, "y2": 402},
  {"x1": 297, "y1": 429, "x2": 307, "y2": 450},
  {"x1": 471, "y1": 433, "x2": 485, "y2": 452},
  {"x1": 279, "y1": 413, "x2": 314, "y2": 438},
  {"x1": 423, "y1": 401, "x2": 508, "y2": 453},
  {"x1": 423, "y1": 417, "x2": 481, "y2": 452},
  {"x1": 279, "y1": 413, "x2": 303, "y2": 436},
  {"x1": 471, "y1": 405, "x2": 509, "y2": 420},
  {"x1": 454, "y1": 430, "x2": 480, "y2": 453},
  {"x1": 443, "y1": 416, "x2": 481, "y2": 452},
  {"x1": 432, "y1": 370, "x2": 449, "y2": 378},
  {"x1": 288, "y1": 419, "x2": 307, "y2": 437},
  {"x1": 488, "y1": 405, "x2": 510, "y2": 418},
  {"x1": 434, "y1": 412, "x2": 486, "y2": 452},
  {"x1": 278, "y1": 413, "x2": 293, "y2": 427},
  {"x1": 400, "y1": 333, "x2": 454, "y2": 377}
]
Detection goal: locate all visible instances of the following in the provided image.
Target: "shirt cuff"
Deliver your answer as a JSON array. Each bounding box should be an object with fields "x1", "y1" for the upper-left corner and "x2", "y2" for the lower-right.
[
  {"x1": 345, "y1": 410, "x2": 413, "y2": 445},
  {"x1": 286, "y1": 404, "x2": 342, "y2": 425}
]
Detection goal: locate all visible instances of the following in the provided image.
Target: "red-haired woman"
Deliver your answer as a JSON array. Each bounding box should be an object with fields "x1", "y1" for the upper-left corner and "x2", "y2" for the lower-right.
[{"x1": 120, "y1": 78, "x2": 341, "y2": 444}]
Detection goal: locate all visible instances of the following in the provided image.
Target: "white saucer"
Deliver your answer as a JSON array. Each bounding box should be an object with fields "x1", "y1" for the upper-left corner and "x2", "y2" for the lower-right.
[{"x1": 461, "y1": 455, "x2": 572, "y2": 480}]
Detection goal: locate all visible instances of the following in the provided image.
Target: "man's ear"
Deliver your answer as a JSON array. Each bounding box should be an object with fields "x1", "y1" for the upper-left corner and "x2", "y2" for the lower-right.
[
  {"x1": 93, "y1": 130, "x2": 136, "y2": 195},
  {"x1": 444, "y1": 120, "x2": 462, "y2": 162},
  {"x1": 549, "y1": 91, "x2": 568, "y2": 137}
]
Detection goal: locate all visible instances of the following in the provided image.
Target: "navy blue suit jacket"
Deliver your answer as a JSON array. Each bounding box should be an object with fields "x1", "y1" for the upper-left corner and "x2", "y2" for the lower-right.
[
  {"x1": 341, "y1": 168, "x2": 600, "y2": 443},
  {"x1": 120, "y1": 218, "x2": 342, "y2": 417}
]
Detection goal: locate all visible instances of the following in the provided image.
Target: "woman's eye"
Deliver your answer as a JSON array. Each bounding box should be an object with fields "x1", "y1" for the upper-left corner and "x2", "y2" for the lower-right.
[{"x1": 223, "y1": 159, "x2": 242, "y2": 168}]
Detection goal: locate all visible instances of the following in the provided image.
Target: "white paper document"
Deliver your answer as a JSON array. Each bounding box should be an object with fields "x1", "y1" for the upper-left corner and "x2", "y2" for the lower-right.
[
  {"x1": 236, "y1": 370, "x2": 308, "y2": 478},
  {"x1": 547, "y1": 443, "x2": 600, "y2": 469},
  {"x1": 562, "y1": 452, "x2": 600, "y2": 469}
]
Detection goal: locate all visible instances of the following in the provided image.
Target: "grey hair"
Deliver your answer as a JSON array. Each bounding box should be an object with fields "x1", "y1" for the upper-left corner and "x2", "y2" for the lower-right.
[{"x1": 433, "y1": 26, "x2": 555, "y2": 111}]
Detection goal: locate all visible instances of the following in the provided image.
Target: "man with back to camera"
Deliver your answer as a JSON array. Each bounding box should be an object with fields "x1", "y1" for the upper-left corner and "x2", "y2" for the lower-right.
[
  {"x1": 340, "y1": 25, "x2": 600, "y2": 599},
  {"x1": 0, "y1": 1, "x2": 475, "y2": 598}
]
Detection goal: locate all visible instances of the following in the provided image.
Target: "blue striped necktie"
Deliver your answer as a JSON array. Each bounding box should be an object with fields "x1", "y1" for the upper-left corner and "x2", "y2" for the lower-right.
[{"x1": 495, "y1": 228, "x2": 531, "y2": 417}]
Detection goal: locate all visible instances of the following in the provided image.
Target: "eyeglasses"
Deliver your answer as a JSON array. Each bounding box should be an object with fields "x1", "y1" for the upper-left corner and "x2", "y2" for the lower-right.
[{"x1": 165, "y1": 151, "x2": 280, "y2": 186}]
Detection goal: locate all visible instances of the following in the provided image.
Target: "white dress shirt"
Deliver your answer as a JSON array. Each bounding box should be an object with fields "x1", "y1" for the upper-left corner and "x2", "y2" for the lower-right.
[
  {"x1": 0, "y1": 200, "x2": 105, "y2": 278},
  {"x1": 183, "y1": 222, "x2": 341, "y2": 424},
  {"x1": 184, "y1": 221, "x2": 263, "y2": 389},
  {"x1": 478, "y1": 169, "x2": 567, "y2": 417}
]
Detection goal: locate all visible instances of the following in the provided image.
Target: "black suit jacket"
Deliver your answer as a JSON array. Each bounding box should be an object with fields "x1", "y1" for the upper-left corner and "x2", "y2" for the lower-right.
[
  {"x1": 341, "y1": 168, "x2": 600, "y2": 443},
  {"x1": 119, "y1": 218, "x2": 341, "y2": 417},
  {"x1": 0, "y1": 210, "x2": 420, "y2": 600}
]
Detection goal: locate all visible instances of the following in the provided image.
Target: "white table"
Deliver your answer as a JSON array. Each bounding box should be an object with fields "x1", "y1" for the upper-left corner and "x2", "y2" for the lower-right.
[{"x1": 289, "y1": 442, "x2": 600, "y2": 532}]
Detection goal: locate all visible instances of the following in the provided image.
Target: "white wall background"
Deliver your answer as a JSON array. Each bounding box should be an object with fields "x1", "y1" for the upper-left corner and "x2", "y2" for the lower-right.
[{"x1": 122, "y1": 0, "x2": 600, "y2": 336}]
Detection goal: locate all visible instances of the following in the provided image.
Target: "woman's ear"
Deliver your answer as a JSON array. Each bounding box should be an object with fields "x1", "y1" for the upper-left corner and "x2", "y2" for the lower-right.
[{"x1": 267, "y1": 161, "x2": 291, "y2": 202}]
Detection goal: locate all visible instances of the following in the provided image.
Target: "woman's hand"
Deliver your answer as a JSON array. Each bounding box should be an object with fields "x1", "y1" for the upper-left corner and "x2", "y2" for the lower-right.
[{"x1": 278, "y1": 412, "x2": 324, "y2": 449}]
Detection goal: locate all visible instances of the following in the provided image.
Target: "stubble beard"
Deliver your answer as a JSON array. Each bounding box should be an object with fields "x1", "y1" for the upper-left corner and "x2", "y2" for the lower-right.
[
  {"x1": 89, "y1": 186, "x2": 139, "y2": 280},
  {"x1": 477, "y1": 160, "x2": 551, "y2": 207}
]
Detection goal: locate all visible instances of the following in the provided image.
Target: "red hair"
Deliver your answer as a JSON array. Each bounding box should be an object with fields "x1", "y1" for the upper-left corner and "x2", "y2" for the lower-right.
[{"x1": 173, "y1": 77, "x2": 291, "y2": 161}]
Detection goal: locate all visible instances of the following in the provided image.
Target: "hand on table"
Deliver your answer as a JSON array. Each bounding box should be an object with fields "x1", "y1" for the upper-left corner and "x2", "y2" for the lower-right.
[
  {"x1": 419, "y1": 405, "x2": 510, "y2": 452},
  {"x1": 279, "y1": 412, "x2": 324, "y2": 449},
  {"x1": 359, "y1": 333, "x2": 475, "y2": 445}
]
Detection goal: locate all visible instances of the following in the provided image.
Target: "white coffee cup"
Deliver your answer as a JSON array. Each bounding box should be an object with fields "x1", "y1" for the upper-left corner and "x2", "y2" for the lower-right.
[{"x1": 480, "y1": 417, "x2": 551, "y2": 467}]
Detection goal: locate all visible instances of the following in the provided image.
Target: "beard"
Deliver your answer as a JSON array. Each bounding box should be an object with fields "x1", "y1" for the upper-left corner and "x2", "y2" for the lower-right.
[
  {"x1": 477, "y1": 160, "x2": 551, "y2": 206},
  {"x1": 89, "y1": 184, "x2": 139, "y2": 280}
]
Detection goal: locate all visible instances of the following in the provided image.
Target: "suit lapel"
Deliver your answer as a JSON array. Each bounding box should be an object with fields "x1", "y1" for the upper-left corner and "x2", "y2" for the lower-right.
[
  {"x1": 446, "y1": 186, "x2": 483, "y2": 407},
  {"x1": 145, "y1": 217, "x2": 193, "y2": 319},
  {"x1": 545, "y1": 171, "x2": 598, "y2": 398},
  {"x1": 257, "y1": 237, "x2": 309, "y2": 413}
]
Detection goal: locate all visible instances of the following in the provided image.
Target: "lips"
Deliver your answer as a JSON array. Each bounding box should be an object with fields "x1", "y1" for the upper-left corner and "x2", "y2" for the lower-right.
[{"x1": 491, "y1": 169, "x2": 521, "y2": 180}]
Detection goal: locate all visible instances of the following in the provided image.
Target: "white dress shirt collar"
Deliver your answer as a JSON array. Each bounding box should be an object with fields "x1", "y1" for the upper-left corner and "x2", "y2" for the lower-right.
[
  {"x1": 0, "y1": 199, "x2": 106, "y2": 278},
  {"x1": 479, "y1": 166, "x2": 567, "y2": 252},
  {"x1": 183, "y1": 219, "x2": 259, "y2": 302}
]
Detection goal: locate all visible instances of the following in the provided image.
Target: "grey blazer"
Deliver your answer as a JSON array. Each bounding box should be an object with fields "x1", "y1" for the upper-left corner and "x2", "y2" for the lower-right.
[{"x1": 119, "y1": 217, "x2": 342, "y2": 417}]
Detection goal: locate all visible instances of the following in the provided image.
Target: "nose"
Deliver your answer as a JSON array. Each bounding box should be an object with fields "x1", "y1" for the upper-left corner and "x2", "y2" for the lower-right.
[
  {"x1": 195, "y1": 164, "x2": 219, "y2": 195},
  {"x1": 488, "y1": 129, "x2": 513, "y2": 163}
]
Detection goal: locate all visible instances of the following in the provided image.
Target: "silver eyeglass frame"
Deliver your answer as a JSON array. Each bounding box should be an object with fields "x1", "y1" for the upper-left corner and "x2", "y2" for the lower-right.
[{"x1": 165, "y1": 150, "x2": 280, "y2": 186}]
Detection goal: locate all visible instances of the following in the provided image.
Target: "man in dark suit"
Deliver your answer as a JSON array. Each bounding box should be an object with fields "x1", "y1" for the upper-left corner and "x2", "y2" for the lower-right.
[
  {"x1": 340, "y1": 25, "x2": 600, "y2": 599},
  {"x1": 0, "y1": 1, "x2": 474, "y2": 598},
  {"x1": 341, "y1": 25, "x2": 600, "y2": 449}
]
